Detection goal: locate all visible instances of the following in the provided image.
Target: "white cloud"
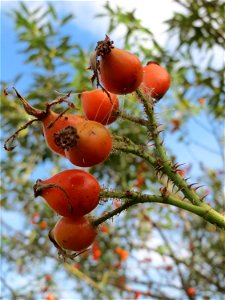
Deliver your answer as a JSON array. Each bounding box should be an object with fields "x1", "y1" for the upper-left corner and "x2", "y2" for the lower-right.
[
  {"x1": 1, "y1": 0, "x2": 222, "y2": 67},
  {"x1": 110, "y1": 0, "x2": 181, "y2": 44},
  {"x1": 1, "y1": 0, "x2": 180, "y2": 46},
  {"x1": 51, "y1": 0, "x2": 182, "y2": 46},
  {"x1": 1, "y1": 0, "x2": 48, "y2": 14}
]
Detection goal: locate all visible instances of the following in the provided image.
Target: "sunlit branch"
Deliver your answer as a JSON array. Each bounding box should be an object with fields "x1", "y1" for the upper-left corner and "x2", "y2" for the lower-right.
[{"x1": 92, "y1": 190, "x2": 225, "y2": 230}]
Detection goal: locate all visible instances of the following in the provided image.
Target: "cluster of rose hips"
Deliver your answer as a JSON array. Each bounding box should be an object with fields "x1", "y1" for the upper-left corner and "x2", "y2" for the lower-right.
[{"x1": 5, "y1": 36, "x2": 170, "y2": 257}]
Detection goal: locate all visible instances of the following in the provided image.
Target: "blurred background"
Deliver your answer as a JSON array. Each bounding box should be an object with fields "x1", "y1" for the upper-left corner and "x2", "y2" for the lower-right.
[{"x1": 1, "y1": 0, "x2": 224, "y2": 299}]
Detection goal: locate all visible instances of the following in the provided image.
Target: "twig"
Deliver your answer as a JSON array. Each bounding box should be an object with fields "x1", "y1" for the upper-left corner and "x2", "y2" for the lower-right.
[{"x1": 91, "y1": 189, "x2": 225, "y2": 230}]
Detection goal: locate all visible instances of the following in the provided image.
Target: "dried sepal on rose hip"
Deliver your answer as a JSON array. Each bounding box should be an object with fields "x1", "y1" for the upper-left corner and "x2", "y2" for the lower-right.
[
  {"x1": 89, "y1": 35, "x2": 143, "y2": 95},
  {"x1": 80, "y1": 89, "x2": 119, "y2": 125},
  {"x1": 6, "y1": 89, "x2": 111, "y2": 167},
  {"x1": 4, "y1": 87, "x2": 84, "y2": 156},
  {"x1": 53, "y1": 121, "x2": 112, "y2": 167},
  {"x1": 33, "y1": 169, "x2": 100, "y2": 218}
]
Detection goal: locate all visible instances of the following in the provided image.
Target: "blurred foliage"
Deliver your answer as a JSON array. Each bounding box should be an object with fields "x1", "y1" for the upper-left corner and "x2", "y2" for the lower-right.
[
  {"x1": 167, "y1": 0, "x2": 225, "y2": 117},
  {"x1": 1, "y1": 1, "x2": 225, "y2": 300},
  {"x1": 101, "y1": 0, "x2": 225, "y2": 118},
  {"x1": 168, "y1": 0, "x2": 224, "y2": 48}
]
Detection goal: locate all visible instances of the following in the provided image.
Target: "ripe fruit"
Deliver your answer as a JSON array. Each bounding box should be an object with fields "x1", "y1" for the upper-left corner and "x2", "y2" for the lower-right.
[
  {"x1": 54, "y1": 121, "x2": 112, "y2": 167},
  {"x1": 133, "y1": 176, "x2": 145, "y2": 188},
  {"x1": 45, "y1": 274, "x2": 52, "y2": 282},
  {"x1": 101, "y1": 224, "x2": 109, "y2": 233},
  {"x1": 52, "y1": 216, "x2": 97, "y2": 251},
  {"x1": 134, "y1": 291, "x2": 142, "y2": 299},
  {"x1": 80, "y1": 89, "x2": 119, "y2": 125},
  {"x1": 140, "y1": 61, "x2": 171, "y2": 100},
  {"x1": 92, "y1": 241, "x2": 101, "y2": 260},
  {"x1": 45, "y1": 294, "x2": 56, "y2": 300},
  {"x1": 34, "y1": 169, "x2": 100, "y2": 217},
  {"x1": 90, "y1": 35, "x2": 143, "y2": 94},
  {"x1": 38, "y1": 220, "x2": 48, "y2": 230},
  {"x1": 187, "y1": 288, "x2": 196, "y2": 296},
  {"x1": 4, "y1": 88, "x2": 84, "y2": 156},
  {"x1": 115, "y1": 247, "x2": 129, "y2": 261}
]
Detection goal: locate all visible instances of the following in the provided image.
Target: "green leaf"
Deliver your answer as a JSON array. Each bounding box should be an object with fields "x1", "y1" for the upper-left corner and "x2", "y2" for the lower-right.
[
  {"x1": 61, "y1": 14, "x2": 74, "y2": 25},
  {"x1": 48, "y1": 3, "x2": 57, "y2": 19},
  {"x1": 25, "y1": 53, "x2": 40, "y2": 63},
  {"x1": 32, "y1": 6, "x2": 42, "y2": 16},
  {"x1": 19, "y1": 2, "x2": 29, "y2": 15},
  {"x1": 95, "y1": 13, "x2": 107, "y2": 18}
]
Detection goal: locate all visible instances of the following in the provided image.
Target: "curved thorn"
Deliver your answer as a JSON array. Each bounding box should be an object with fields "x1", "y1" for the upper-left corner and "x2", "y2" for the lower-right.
[
  {"x1": 188, "y1": 183, "x2": 199, "y2": 188},
  {"x1": 193, "y1": 185, "x2": 205, "y2": 191}
]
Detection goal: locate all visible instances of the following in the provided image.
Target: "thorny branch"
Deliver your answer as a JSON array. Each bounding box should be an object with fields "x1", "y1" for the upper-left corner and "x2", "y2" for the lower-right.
[{"x1": 93, "y1": 89, "x2": 225, "y2": 231}]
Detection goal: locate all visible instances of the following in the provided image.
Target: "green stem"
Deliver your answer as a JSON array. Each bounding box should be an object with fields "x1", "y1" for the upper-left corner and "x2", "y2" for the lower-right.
[
  {"x1": 136, "y1": 89, "x2": 206, "y2": 206},
  {"x1": 113, "y1": 135, "x2": 155, "y2": 165},
  {"x1": 111, "y1": 91, "x2": 225, "y2": 231},
  {"x1": 113, "y1": 133, "x2": 225, "y2": 230},
  {"x1": 92, "y1": 190, "x2": 225, "y2": 230},
  {"x1": 117, "y1": 110, "x2": 148, "y2": 127}
]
